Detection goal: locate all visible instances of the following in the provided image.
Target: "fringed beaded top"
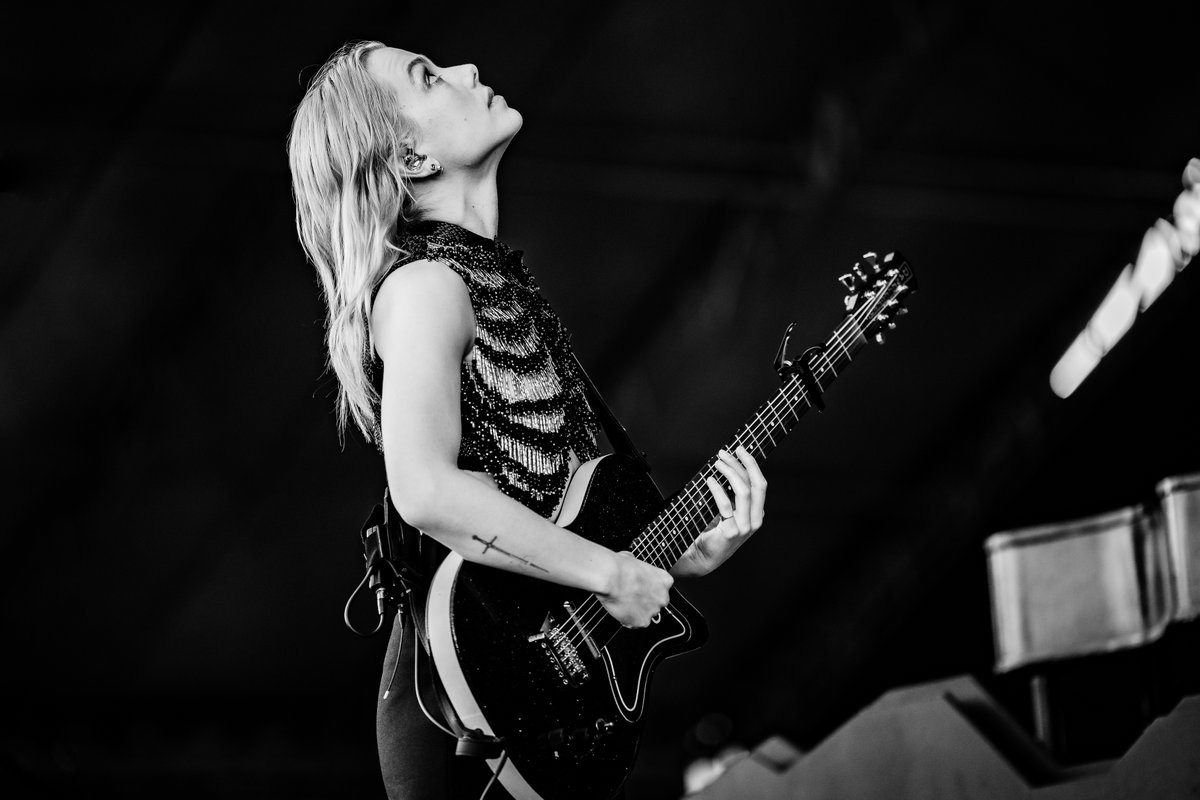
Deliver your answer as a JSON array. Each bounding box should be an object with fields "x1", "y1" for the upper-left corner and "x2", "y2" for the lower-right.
[{"x1": 369, "y1": 220, "x2": 601, "y2": 519}]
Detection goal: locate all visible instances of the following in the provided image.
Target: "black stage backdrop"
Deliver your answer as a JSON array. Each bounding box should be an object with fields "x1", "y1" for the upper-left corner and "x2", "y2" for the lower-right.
[{"x1": 2, "y1": 1, "x2": 1199, "y2": 797}]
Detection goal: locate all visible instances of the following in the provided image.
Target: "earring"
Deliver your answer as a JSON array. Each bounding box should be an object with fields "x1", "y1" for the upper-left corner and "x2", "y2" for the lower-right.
[{"x1": 404, "y1": 153, "x2": 426, "y2": 172}]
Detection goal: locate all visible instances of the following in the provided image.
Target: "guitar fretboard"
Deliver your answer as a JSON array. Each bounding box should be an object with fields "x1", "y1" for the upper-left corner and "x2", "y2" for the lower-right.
[{"x1": 626, "y1": 263, "x2": 907, "y2": 571}]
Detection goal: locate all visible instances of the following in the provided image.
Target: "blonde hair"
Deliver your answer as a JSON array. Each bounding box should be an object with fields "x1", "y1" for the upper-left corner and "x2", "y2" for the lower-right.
[{"x1": 287, "y1": 40, "x2": 420, "y2": 441}]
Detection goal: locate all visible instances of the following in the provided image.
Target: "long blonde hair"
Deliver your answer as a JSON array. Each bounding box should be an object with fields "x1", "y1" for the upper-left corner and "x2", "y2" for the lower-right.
[{"x1": 287, "y1": 40, "x2": 420, "y2": 441}]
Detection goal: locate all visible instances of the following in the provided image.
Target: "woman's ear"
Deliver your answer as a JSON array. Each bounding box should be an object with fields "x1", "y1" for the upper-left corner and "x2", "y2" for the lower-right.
[{"x1": 403, "y1": 151, "x2": 442, "y2": 179}]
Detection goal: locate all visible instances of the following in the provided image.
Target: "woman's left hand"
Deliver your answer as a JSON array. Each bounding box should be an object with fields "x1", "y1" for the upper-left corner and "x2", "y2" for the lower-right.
[{"x1": 673, "y1": 445, "x2": 767, "y2": 577}]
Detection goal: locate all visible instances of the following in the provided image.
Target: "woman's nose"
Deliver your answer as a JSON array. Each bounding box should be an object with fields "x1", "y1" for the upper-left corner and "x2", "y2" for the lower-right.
[{"x1": 452, "y1": 63, "x2": 479, "y2": 85}]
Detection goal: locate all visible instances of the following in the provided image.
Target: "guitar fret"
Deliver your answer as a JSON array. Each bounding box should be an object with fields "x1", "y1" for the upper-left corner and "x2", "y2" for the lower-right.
[{"x1": 767, "y1": 402, "x2": 784, "y2": 430}]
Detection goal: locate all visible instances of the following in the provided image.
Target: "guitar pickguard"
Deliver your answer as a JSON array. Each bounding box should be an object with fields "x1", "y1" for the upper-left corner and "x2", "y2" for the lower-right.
[{"x1": 601, "y1": 599, "x2": 698, "y2": 723}]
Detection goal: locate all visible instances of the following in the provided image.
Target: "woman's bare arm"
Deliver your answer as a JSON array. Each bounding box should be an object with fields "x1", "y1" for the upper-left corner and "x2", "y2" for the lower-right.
[{"x1": 372, "y1": 259, "x2": 671, "y2": 627}]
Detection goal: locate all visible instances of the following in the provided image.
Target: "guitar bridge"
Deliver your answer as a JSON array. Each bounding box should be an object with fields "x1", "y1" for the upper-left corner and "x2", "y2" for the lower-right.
[{"x1": 528, "y1": 603, "x2": 595, "y2": 687}]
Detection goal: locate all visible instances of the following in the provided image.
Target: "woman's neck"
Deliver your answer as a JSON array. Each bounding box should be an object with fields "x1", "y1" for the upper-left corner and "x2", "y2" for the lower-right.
[{"x1": 414, "y1": 165, "x2": 502, "y2": 240}]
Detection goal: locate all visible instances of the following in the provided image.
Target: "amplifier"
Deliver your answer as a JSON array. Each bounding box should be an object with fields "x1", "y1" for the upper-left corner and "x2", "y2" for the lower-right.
[
  {"x1": 986, "y1": 505, "x2": 1172, "y2": 672},
  {"x1": 1157, "y1": 471, "x2": 1200, "y2": 621}
]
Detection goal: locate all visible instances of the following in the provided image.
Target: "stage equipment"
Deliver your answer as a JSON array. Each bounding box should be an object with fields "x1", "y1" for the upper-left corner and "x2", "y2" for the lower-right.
[
  {"x1": 689, "y1": 676, "x2": 1200, "y2": 800},
  {"x1": 1158, "y1": 471, "x2": 1200, "y2": 621},
  {"x1": 984, "y1": 469, "x2": 1200, "y2": 673},
  {"x1": 985, "y1": 506, "x2": 1173, "y2": 672}
]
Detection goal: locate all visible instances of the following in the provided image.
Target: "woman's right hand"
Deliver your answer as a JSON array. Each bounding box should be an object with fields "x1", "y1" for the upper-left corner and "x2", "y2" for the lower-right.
[{"x1": 598, "y1": 551, "x2": 674, "y2": 628}]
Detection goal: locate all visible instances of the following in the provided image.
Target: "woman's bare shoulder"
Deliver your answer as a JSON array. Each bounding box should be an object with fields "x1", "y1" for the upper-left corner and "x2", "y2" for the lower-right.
[
  {"x1": 371, "y1": 259, "x2": 474, "y2": 362},
  {"x1": 375, "y1": 258, "x2": 469, "y2": 305}
]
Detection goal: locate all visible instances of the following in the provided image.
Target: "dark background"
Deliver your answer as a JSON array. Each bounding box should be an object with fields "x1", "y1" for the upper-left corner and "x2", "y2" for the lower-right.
[{"x1": 3, "y1": 1, "x2": 1199, "y2": 797}]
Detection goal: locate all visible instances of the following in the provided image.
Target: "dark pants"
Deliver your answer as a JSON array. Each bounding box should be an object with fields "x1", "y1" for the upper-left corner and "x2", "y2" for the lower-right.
[{"x1": 376, "y1": 614, "x2": 513, "y2": 800}]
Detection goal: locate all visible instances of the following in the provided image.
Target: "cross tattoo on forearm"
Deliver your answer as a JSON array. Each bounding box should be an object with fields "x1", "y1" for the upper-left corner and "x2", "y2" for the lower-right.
[{"x1": 472, "y1": 535, "x2": 549, "y2": 573}]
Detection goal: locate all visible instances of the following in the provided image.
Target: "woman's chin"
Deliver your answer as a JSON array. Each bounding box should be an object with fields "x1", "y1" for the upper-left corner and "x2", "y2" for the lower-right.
[
  {"x1": 505, "y1": 107, "x2": 524, "y2": 133},
  {"x1": 498, "y1": 110, "x2": 524, "y2": 145}
]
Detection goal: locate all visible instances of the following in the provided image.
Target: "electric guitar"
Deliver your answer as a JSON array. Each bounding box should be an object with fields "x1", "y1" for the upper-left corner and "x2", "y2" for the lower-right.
[{"x1": 425, "y1": 252, "x2": 917, "y2": 799}]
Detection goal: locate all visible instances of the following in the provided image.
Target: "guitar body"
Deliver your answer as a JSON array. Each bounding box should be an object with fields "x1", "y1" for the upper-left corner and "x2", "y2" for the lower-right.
[{"x1": 426, "y1": 454, "x2": 709, "y2": 800}]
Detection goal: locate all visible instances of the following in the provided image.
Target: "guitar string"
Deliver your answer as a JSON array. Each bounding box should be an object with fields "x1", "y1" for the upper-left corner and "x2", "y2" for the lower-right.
[
  {"x1": 571, "y1": 275, "x2": 889, "y2": 640},
  {"x1": 564, "y1": 357, "x2": 839, "y2": 645},
  {"x1": 568, "y1": 370, "x2": 834, "y2": 646},
  {"x1": 627, "y1": 313, "x2": 853, "y2": 566},
  {"x1": 565, "y1": 273, "x2": 900, "y2": 646},
  {"x1": 621, "y1": 277, "x2": 889, "y2": 573},
  {"x1": 563, "y1": 272, "x2": 904, "y2": 647},
  {"x1": 639, "y1": 268, "x2": 902, "y2": 562}
]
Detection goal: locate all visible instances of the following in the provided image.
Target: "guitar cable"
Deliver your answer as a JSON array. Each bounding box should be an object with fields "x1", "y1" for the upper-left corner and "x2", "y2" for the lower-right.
[
  {"x1": 477, "y1": 750, "x2": 508, "y2": 800},
  {"x1": 381, "y1": 606, "x2": 404, "y2": 701}
]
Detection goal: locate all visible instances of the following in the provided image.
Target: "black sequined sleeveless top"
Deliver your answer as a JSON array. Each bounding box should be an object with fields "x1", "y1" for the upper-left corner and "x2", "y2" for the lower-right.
[{"x1": 369, "y1": 220, "x2": 602, "y2": 519}]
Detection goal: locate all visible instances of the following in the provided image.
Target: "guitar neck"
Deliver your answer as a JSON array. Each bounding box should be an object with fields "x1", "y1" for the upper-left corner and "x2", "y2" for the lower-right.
[{"x1": 628, "y1": 313, "x2": 874, "y2": 572}]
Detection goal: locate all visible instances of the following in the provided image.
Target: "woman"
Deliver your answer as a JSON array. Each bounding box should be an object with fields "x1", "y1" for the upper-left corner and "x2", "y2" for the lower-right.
[{"x1": 288, "y1": 40, "x2": 767, "y2": 799}]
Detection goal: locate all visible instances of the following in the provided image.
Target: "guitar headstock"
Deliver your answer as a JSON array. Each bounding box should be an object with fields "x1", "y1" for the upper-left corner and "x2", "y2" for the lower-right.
[{"x1": 839, "y1": 251, "x2": 917, "y2": 344}]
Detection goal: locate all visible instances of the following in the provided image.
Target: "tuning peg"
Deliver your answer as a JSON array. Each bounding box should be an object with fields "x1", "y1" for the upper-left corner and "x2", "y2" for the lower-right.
[
  {"x1": 895, "y1": 306, "x2": 909, "y2": 316},
  {"x1": 874, "y1": 331, "x2": 886, "y2": 344},
  {"x1": 853, "y1": 264, "x2": 869, "y2": 283},
  {"x1": 887, "y1": 322, "x2": 897, "y2": 330},
  {"x1": 861, "y1": 252, "x2": 880, "y2": 273},
  {"x1": 838, "y1": 273, "x2": 857, "y2": 291}
]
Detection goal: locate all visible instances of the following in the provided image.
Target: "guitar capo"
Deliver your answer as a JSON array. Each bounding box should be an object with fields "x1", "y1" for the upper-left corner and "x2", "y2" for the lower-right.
[{"x1": 773, "y1": 321, "x2": 826, "y2": 411}]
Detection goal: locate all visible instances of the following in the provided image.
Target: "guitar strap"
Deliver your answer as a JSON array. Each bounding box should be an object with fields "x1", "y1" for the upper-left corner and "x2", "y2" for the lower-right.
[{"x1": 571, "y1": 353, "x2": 651, "y2": 474}]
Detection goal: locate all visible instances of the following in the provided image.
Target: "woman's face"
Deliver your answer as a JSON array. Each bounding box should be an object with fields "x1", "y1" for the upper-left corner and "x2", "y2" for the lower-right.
[{"x1": 366, "y1": 46, "x2": 522, "y2": 171}]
